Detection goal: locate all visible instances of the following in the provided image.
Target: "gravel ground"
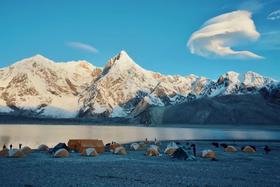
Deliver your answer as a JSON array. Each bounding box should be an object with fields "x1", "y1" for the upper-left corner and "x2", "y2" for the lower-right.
[{"x1": 1, "y1": 141, "x2": 280, "y2": 187}]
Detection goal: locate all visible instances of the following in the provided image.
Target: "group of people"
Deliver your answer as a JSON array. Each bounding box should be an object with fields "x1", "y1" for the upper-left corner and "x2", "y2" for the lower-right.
[{"x1": 2, "y1": 144, "x2": 22, "y2": 150}]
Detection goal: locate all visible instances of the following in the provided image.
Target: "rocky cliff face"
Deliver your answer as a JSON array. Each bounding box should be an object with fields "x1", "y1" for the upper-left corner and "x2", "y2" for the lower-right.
[
  {"x1": 0, "y1": 51, "x2": 278, "y2": 123},
  {"x1": 136, "y1": 87, "x2": 280, "y2": 125}
]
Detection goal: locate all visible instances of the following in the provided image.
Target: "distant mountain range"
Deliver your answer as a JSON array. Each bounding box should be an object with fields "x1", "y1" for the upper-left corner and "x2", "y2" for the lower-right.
[{"x1": 0, "y1": 51, "x2": 279, "y2": 124}]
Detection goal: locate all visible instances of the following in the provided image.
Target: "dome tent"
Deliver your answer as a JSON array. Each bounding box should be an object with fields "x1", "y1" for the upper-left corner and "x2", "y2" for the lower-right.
[
  {"x1": 242, "y1": 145, "x2": 256, "y2": 153},
  {"x1": 54, "y1": 148, "x2": 69, "y2": 158},
  {"x1": 202, "y1": 150, "x2": 216, "y2": 159},
  {"x1": 145, "y1": 145, "x2": 160, "y2": 157},
  {"x1": 114, "y1": 146, "x2": 127, "y2": 155},
  {"x1": 164, "y1": 142, "x2": 179, "y2": 156},
  {"x1": 0, "y1": 148, "x2": 9, "y2": 157},
  {"x1": 9, "y1": 149, "x2": 25, "y2": 158},
  {"x1": 130, "y1": 143, "x2": 140, "y2": 151},
  {"x1": 225, "y1": 145, "x2": 237, "y2": 153},
  {"x1": 22, "y1": 146, "x2": 32, "y2": 154},
  {"x1": 38, "y1": 144, "x2": 49, "y2": 152},
  {"x1": 81, "y1": 148, "x2": 98, "y2": 156},
  {"x1": 172, "y1": 147, "x2": 188, "y2": 160},
  {"x1": 50, "y1": 143, "x2": 70, "y2": 154}
]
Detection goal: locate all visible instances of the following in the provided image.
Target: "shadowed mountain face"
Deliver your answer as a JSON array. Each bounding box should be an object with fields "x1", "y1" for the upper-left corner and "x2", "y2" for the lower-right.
[
  {"x1": 0, "y1": 51, "x2": 279, "y2": 124},
  {"x1": 134, "y1": 90, "x2": 280, "y2": 125}
]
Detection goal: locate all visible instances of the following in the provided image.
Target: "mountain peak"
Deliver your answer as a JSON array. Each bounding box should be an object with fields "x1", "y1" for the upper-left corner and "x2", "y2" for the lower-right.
[
  {"x1": 217, "y1": 71, "x2": 240, "y2": 85},
  {"x1": 32, "y1": 54, "x2": 48, "y2": 59},
  {"x1": 11, "y1": 54, "x2": 53, "y2": 68},
  {"x1": 115, "y1": 50, "x2": 133, "y2": 64},
  {"x1": 28, "y1": 54, "x2": 52, "y2": 63},
  {"x1": 119, "y1": 50, "x2": 128, "y2": 56},
  {"x1": 102, "y1": 50, "x2": 142, "y2": 76}
]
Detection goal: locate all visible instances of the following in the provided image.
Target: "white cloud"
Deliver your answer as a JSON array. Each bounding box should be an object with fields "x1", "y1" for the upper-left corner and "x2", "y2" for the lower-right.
[
  {"x1": 267, "y1": 10, "x2": 280, "y2": 20},
  {"x1": 187, "y1": 10, "x2": 263, "y2": 59},
  {"x1": 67, "y1": 41, "x2": 98, "y2": 53}
]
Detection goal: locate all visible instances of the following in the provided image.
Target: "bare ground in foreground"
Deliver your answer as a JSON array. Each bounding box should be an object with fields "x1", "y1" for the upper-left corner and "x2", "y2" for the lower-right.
[{"x1": 0, "y1": 141, "x2": 280, "y2": 187}]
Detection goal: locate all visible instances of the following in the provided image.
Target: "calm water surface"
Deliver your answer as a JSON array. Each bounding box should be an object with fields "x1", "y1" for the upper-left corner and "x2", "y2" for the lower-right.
[{"x1": 0, "y1": 124, "x2": 280, "y2": 148}]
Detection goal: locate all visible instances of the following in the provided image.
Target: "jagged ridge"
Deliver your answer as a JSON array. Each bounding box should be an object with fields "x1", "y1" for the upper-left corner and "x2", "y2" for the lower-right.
[{"x1": 0, "y1": 51, "x2": 278, "y2": 120}]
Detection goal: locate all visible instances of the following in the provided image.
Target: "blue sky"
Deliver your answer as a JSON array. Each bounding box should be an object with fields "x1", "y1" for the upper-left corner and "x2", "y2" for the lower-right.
[{"x1": 0, "y1": 0, "x2": 279, "y2": 80}]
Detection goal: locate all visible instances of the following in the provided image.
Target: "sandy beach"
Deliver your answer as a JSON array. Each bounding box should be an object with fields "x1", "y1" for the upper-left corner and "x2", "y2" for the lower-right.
[{"x1": 1, "y1": 140, "x2": 280, "y2": 187}]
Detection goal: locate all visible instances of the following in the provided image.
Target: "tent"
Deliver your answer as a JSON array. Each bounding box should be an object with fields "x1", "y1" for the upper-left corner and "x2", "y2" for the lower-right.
[
  {"x1": 145, "y1": 145, "x2": 160, "y2": 156},
  {"x1": 38, "y1": 144, "x2": 49, "y2": 152},
  {"x1": 154, "y1": 139, "x2": 161, "y2": 146},
  {"x1": 22, "y1": 146, "x2": 32, "y2": 154},
  {"x1": 130, "y1": 143, "x2": 140, "y2": 151},
  {"x1": 138, "y1": 142, "x2": 147, "y2": 150},
  {"x1": 164, "y1": 142, "x2": 179, "y2": 156},
  {"x1": 212, "y1": 142, "x2": 219, "y2": 148},
  {"x1": 0, "y1": 148, "x2": 9, "y2": 157},
  {"x1": 109, "y1": 142, "x2": 121, "y2": 152},
  {"x1": 172, "y1": 147, "x2": 188, "y2": 160},
  {"x1": 54, "y1": 148, "x2": 69, "y2": 158},
  {"x1": 224, "y1": 145, "x2": 237, "y2": 153},
  {"x1": 144, "y1": 138, "x2": 149, "y2": 144},
  {"x1": 51, "y1": 143, "x2": 70, "y2": 154},
  {"x1": 242, "y1": 145, "x2": 256, "y2": 153},
  {"x1": 220, "y1": 143, "x2": 228, "y2": 148},
  {"x1": 68, "y1": 139, "x2": 104, "y2": 153},
  {"x1": 114, "y1": 146, "x2": 127, "y2": 155},
  {"x1": 81, "y1": 148, "x2": 98, "y2": 156},
  {"x1": 9, "y1": 149, "x2": 25, "y2": 158},
  {"x1": 202, "y1": 149, "x2": 216, "y2": 159}
]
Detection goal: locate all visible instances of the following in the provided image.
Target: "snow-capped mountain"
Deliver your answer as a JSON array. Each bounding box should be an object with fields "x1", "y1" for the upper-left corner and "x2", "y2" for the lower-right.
[
  {"x1": 0, "y1": 51, "x2": 278, "y2": 119},
  {"x1": 78, "y1": 51, "x2": 213, "y2": 118},
  {"x1": 79, "y1": 51, "x2": 277, "y2": 118},
  {"x1": 0, "y1": 55, "x2": 101, "y2": 117},
  {"x1": 200, "y1": 71, "x2": 275, "y2": 97}
]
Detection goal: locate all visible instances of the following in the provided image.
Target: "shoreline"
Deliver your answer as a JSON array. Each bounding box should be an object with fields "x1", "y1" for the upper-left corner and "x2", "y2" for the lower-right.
[
  {"x1": 1, "y1": 114, "x2": 280, "y2": 128},
  {"x1": 1, "y1": 121, "x2": 280, "y2": 130}
]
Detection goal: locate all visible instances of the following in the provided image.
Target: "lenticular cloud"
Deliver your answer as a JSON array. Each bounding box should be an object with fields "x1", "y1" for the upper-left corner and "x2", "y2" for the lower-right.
[{"x1": 187, "y1": 10, "x2": 263, "y2": 59}]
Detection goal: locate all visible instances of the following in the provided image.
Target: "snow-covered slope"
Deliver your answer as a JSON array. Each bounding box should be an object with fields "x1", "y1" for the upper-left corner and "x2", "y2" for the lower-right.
[
  {"x1": 200, "y1": 71, "x2": 275, "y2": 97},
  {"x1": 0, "y1": 51, "x2": 278, "y2": 119},
  {"x1": 0, "y1": 55, "x2": 101, "y2": 117},
  {"x1": 78, "y1": 51, "x2": 211, "y2": 117}
]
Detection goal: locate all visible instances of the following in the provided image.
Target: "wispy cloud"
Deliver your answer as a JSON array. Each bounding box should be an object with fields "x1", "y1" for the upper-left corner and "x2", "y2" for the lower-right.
[
  {"x1": 261, "y1": 31, "x2": 280, "y2": 36},
  {"x1": 267, "y1": 10, "x2": 280, "y2": 20},
  {"x1": 187, "y1": 10, "x2": 263, "y2": 60},
  {"x1": 257, "y1": 30, "x2": 280, "y2": 51},
  {"x1": 67, "y1": 41, "x2": 99, "y2": 53}
]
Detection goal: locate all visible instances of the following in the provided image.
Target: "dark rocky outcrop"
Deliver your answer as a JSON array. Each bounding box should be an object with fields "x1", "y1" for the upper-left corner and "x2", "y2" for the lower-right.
[{"x1": 136, "y1": 93, "x2": 280, "y2": 125}]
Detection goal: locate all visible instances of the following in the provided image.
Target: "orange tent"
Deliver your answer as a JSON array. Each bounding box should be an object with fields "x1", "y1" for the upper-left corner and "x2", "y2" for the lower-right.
[
  {"x1": 0, "y1": 148, "x2": 9, "y2": 157},
  {"x1": 68, "y1": 139, "x2": 105, "y2": 153},
  {"x1": 22, "y1": 146, "x2": 32, "y2": 154},
  {"x1": 109, "y1": 142, "x2": 121, "y2": 152},
  {"x1": 202, "y1": 149, "x2": 216, "y2": 159}
]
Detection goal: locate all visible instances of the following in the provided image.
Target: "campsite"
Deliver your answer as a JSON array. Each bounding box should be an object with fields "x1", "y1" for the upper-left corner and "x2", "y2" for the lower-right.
[{"x1": 0, "y1": 139, "x2": 280, "y2": 186}]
